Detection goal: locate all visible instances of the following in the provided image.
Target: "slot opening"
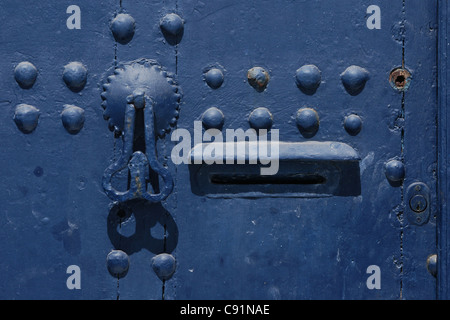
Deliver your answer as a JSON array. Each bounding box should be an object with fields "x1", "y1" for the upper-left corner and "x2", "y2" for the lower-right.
[{"x1": 210, "y1": 173, "x2": 327, "y2": 185}]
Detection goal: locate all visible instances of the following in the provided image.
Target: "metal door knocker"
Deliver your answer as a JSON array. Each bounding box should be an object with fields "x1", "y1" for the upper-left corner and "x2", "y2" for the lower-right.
[{"x1": 101, "y1": 58, "x2": 181, "y2": 203}]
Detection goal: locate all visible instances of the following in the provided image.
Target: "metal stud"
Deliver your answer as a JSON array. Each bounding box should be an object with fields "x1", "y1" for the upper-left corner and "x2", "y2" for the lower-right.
[
  {"x1": 344, "y1": 114, "x2": 363, "y2": 136},
  {"x1": 14, "y1": 104, "x2": 40, "y2": 134},
  {"x1": 296, "y1": 108, "x2": 320, "y2": 138},
  {"x1": 341, "y1": 65, "x2": 370, "y2": 96},
  {"x1": 61, "y1": 105, "x2": 85, "y2": 135},
  {"x1": 295, "y1": 64, "x2": 321, "y2": 95},
  {"x1": 63, "y1": 62, "x2": 87, "y2": 92},
  {"x1": 151, "y1": 253, "x2": 176, "y2": 281},
  {"x1": 249, "y1": 107, "x2": 273, "y2": 131},
  {"x1": 14, "y1": 62, "x2": 38, "y2": 89},
  {"x1": 247, "y1": 67, "x2": 270, "y2": 92},
  {"x1": 160, "y1": 13, "x2": 184, "y2": 45},
  {"x1": 111, "y1": 13, "x2": 136, "y2": 45},
  {"x1": 204, "y1": 68, "x2": 224, "y2": 89},
  {"x1": 426, "y1": 254, "x2": 437, "y2": 278},
  {"x1": 106, "y1": 250, "x2": 130, "y2": 279},
  {"x1": 202, "y1": 107, "x2": 225, "y2": 130},
  {"x1": 385, "y1": 160, "x2": 405, "y2": 183}
]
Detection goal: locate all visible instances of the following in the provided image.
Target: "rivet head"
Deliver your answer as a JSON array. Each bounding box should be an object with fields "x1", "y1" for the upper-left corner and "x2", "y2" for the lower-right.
[
  {"x1": 14, "y1": 104, "x2": 40, "y2": 134},
  {"x1": 111, "y1": 13, "x2": 136, "y2": 45},
  {"x1": 14, "y1": 62, "x2": 38, "y2": 89},
  {"x1": 344, "y1": 114, "x2": 363, "y2": 136},
  {"x1": 426, "y1": 254, "x2": 437, "y2": 278},
  {"x1": 106, "y1": 250, "x2": 130, "y2": 279},
  {"x1": 151, "y1": 253, "x2": 176, "y2": 281},
  {"x1": 295, "y1": 65, "x2": 321, "y2": 95},
  {"x1": 296, "y1": 108, "x2": 320, "y2": 138},
  {"x1": 385, "y1": 160, "x2": 405, "y2": 183},
  {"x1": 63, "y1": 62, "x2": 87, "y2": 92},
  {"x1": 202, "y1": 107, "x2": 225, "y2": 130},
  {"x1": 61, "y1": 105, "x2": 85, "y2": 135},
  {"x1": 247, "y1": 67, "x2": 270, "y2": 92},
  {"x1": 249, "y1": 107, "x2": 273, "y2": 130},
  {"x1": 204, "y1": 68, "x2": 224, "y2": 89},
  {"x1": 341, "y1": 65, "x2": 370, "y2": 96},
  {"x1": 160, "y1": 13, "x2": 184, "y2": 45}
]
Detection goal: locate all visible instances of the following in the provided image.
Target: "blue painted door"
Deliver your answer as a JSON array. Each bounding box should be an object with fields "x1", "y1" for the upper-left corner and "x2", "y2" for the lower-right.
[{"x1": 0, "y1": 0, "x2": 439, "y2": 300}]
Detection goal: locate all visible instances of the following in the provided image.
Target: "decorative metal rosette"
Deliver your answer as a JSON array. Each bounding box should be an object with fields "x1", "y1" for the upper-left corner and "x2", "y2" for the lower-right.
[{"x1": 101, "y1": 58, "x2": 181, "y2": 138}]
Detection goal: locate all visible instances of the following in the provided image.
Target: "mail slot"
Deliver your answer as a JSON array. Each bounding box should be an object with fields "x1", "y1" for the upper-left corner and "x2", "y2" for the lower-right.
[{"x1": 189, "y1": 141, "x2": 361, "y2": 197}]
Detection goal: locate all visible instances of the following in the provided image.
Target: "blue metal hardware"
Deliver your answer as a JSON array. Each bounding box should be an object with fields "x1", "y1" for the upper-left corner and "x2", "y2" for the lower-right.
[
  {"x1": 189, "y1": 141, "x2": 361, "y2": 197},
  {"x1": 100, "y1": 59, "x2": 180, "y2": 203},
  {"x1": 102, "y1": 89, "x2": 174, "y2": 203},
  {"x1": 0, "y1": 0, "x2": 444, "y2": 300},
  {"x1": 406, "y1": 182, "x2": 431, "y2": 226},
  {"x1": 438, "y1": 0, "x2": 450, "y2": 300}
]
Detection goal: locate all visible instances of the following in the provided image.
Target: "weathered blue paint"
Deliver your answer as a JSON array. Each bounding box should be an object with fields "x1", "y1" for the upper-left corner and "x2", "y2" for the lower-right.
[
  {"x1": 0, "y1": 0, "x2": 120, "y2": 300},
  {"x1": 0, "y1": 0, "x2": 442, "y2": 300},
  {"x1": 438, "y1": 0, "x2": 450, "y2": 301},
  {"x1": 402, "y1": 0, "x2": 438, "y2": 300}
]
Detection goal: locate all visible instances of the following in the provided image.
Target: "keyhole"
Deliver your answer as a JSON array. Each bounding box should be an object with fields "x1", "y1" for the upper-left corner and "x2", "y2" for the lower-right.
[
  {"x1": 409, "y1": 195, "x2": 427, "y2": 213},
  {"x1": 389, "y1": 68, "x2": 411, "y2": 91}
]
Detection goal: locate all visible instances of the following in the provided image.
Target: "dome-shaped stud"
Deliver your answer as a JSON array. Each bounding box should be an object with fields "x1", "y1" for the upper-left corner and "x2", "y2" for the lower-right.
[
  {"x1": 111, "y1": 13, "x2": 136, "y2": 45},
  {"x1": 14, "y1": 62, "x2": 38, "y2": 89},
  {"x1": 106, "y1": 250, "x2": 130, "y2": 279},
  {"x1": 249, "y1": 107, "x2": 273, "y2": 131},
  {"x1": 202, "y1": 107, "x2": 225, "y2": 130},
  {"x1": 160, "y1": 13, "x2": 184, "y2": 45},
  {"x1": 247, "y1": 67, "x2": 270, "y2": 92},
  {"x1": 204, "y1": 68, "x2": 224, "y2": 89},
  {"x1": 151, "y1": 253, "x2": 176, "y2": 281},
  {"x1": 426, "y1": 254, "x2": 437, "y2": 278},
  {"x1": 341, "y1": 65, "x2": 370, "y2": 96},
  {"x1": 344, "y1": 114, "x2": 363, "y2": 136},
  {"x1": 63, "y1": 62, "x2": 88, "y2": 92},
  {"x1": 61, "y1": 105, "x2": 85, "y2": 135},
  {"x1": 295, "y1": 64, "x2": 321, "y2": 95},
  {"x1": 296, "y1": 108, "x2": 320, "y2": 138},
  {"x1": 13, "y1": 104, "x2": 40, "y2": 134},
  {"x1": 385, "y1": 160, "x2": 405, "y2": 183}
]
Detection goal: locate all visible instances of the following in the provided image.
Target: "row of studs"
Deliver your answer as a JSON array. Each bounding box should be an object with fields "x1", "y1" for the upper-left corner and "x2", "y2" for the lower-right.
[
  {"x1": 201, "y1": 106, "x2": 363, "y2": 137},
  {"x1": 15, "y1": 61, "x2": 88, "y2": 92},
  {"x1": 204, "y1": 65, "x2": 371, "y2": 96},
  {"x1": 13, "y1": 104, "x2": 85, "y2": 135},
  {"x1": 111, "y1": 12, "x2": 184, "y2": 45}
]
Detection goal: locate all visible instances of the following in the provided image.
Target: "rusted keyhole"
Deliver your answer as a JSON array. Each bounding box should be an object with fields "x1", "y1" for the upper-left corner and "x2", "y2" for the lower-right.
[{"x1": 389, "y1": 68, "x2": 411, "y2": 91}]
